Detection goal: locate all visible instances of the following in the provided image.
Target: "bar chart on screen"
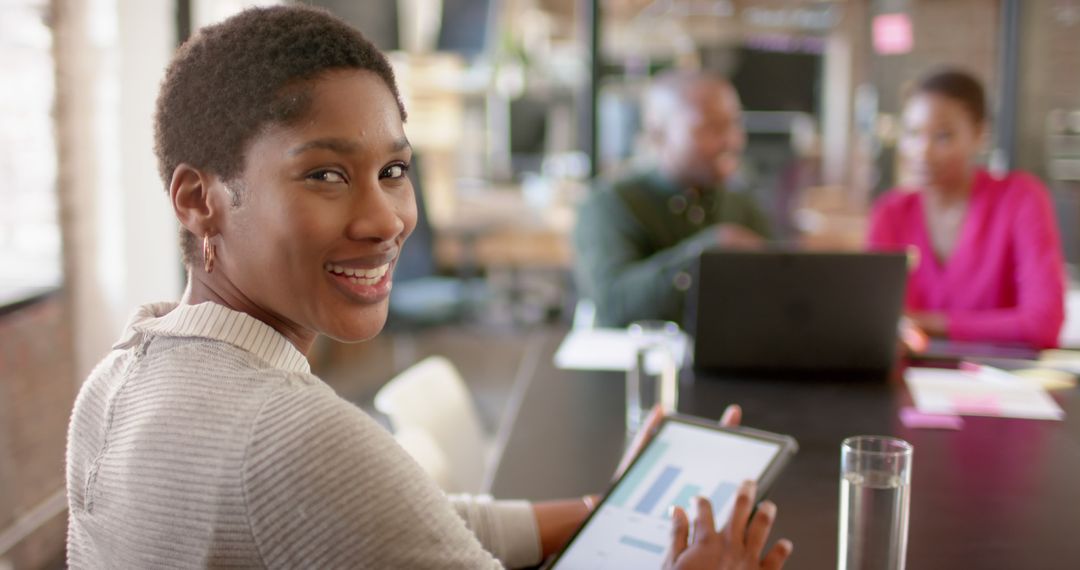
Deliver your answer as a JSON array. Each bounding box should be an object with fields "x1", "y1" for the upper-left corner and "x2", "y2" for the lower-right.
[{"x1": 553, "y1": 423, "x2": 780, "y2": 570}]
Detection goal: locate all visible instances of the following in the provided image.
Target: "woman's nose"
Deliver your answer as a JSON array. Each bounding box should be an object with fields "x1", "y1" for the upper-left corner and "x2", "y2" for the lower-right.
[{"x1": 345, "y1": 183, "x2": 406, "y2": 243}]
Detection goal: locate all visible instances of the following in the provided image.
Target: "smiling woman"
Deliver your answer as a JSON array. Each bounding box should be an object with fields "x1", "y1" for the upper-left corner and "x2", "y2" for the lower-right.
[{"x1": 62, "y1": 6, "x2": 542, "y2": 568}]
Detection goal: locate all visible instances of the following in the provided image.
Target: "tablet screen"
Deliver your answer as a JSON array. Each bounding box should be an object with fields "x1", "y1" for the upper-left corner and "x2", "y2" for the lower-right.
[{"x1": 551, "y1": 420, "x2": 784, "y2": 569}]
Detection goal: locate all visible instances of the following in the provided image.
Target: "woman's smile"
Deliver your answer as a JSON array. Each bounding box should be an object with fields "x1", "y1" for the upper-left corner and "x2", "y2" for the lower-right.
[{"x1": 324, "y1": 259, "x2": 395, "y2": 302}]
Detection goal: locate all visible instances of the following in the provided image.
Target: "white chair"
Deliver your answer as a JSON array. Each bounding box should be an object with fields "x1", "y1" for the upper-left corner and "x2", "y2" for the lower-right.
[
  {"x1": 374, "y1": 356, "x2": 492, "y2": 493},
  {"x1": 571, "y1": 298, "x2": 597, "y2": 329}
]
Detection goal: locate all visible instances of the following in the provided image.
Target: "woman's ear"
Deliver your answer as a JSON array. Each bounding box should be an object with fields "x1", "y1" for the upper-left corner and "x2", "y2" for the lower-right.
[{"x1": 170, "y1": 164, "x2": 222, "y2": 237}]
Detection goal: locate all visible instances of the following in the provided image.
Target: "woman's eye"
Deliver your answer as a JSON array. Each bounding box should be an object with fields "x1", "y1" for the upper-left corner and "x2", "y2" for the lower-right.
[
  {"x1": 381, "y1": 163, "x2": 410, "y2": 180},
  {"x1": 309, "y1": 170, "x2": 347, "y2": 184}
]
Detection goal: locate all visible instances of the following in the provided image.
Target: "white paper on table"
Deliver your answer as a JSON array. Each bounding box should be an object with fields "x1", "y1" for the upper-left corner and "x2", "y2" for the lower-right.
[
  {"x1": 554, "y1": 328, "x2": 689, "y2": 372},
  {"x1": 904, "y1": 367, "x2": 1065, "y2": 421},
  {"x1": 1038, "y1": 349, "x2": 1080, "y2": 374}
]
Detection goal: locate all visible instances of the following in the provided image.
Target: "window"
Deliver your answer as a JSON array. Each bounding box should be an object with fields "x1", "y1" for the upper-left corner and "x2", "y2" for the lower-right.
[{"x1": 0, "y1": 0, "x2": 61, "y2": 306}]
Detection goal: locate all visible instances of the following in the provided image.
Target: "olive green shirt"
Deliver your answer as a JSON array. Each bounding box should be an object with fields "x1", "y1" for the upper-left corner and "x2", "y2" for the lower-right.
[{"x1": 573, "y1": 169, "x2": 771, "y2": 328}]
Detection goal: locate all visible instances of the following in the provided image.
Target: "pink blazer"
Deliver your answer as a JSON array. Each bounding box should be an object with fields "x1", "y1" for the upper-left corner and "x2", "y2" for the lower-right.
[{"x1": 868, "y1": 169, "x2": 1066, "y2": 348}]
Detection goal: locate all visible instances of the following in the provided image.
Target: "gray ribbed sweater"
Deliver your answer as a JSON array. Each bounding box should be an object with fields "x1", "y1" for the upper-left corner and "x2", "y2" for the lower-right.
[{"x1": 65, "y1": 302, "x2": 540, "y2": 569}]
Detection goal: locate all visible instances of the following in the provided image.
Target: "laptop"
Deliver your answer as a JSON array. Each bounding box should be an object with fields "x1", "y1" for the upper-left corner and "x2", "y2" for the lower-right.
[{"x1": 685, "y1": 249, "x2": 908, "y2": 373}]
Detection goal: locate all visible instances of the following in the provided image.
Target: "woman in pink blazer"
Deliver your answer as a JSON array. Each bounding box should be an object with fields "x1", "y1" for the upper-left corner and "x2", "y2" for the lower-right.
[{"x1": 869, "y1": 69, "x2": 1066, "y2": 348}]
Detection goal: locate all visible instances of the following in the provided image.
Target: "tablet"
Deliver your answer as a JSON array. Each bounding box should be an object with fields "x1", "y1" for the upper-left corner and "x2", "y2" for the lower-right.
[{"x1": 548, "y1": 415, "x2": 798, "y2": 569}]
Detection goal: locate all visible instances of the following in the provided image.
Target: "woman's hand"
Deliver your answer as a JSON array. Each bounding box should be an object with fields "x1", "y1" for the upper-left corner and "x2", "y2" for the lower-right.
[
  {"x1": 664, "y1": 481, "x2": 793, "y2": 570},
  {"x1": 538, "y1": 405, "x2": 743, "y2": 559},
  {"x1": 908, "y1": 311, "x2": 949, "y2": 338},
  {"x1": 898, "y1": 316, "x2": 929, "y2": 354},
  {"x1": 614, "y1": 404, "x2": 742, "y2": 480}
]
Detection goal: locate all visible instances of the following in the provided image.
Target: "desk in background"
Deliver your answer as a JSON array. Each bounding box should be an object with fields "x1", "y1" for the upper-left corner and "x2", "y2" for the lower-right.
[
  {"x1": 432, "y1": 184, "x2": 575, "y2": 271},
  {"x1": 490, "y1": 328, "x2": 1080, "y2": 569},
  {"x1": 430, "y1": 185, "x2": 577, "y2": 325}
]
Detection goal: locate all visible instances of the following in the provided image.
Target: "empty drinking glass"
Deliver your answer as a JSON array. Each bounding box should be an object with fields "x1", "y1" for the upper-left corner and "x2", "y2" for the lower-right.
[{"x1": 625, "y1": 320, "x2": 681, "y2": 436}]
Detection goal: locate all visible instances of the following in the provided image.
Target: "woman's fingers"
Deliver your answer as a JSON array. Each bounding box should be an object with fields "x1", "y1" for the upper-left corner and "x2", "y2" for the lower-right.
[
  {"x1": 744, "y1": 500, "x2": 777, "y2": 557},
  {"x1": 692, "y1": 496, "x2": 717, "y2": 544},
  {"x1": 719, "y1": 404, "x2": 742, "y2": 427},
  {"x1": 639, "y1": 404, "x2": 665, "y2": 437},
  {"x1": 614, "y1": 404, "x2": 665, "y2": 479},
  {"x1": 761, "y1": 538, "x2": 794, "y2": 570},
  {"x1": 728, "y1": 480, "x2": 756, "y2": 545},
  {"x1": 666, "y1": 506, "x2": 690, "y2": 564}
]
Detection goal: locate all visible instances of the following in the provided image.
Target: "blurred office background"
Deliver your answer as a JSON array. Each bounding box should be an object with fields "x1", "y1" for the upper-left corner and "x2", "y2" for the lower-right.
[{"x1": 2, "y1": 1, "x2": 1080, "y2": 567}]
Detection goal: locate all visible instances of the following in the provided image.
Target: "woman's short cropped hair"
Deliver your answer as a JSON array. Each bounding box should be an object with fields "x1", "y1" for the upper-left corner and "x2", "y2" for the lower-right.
[
  {"x1": 154, "y1": 5, "x2": 405, "y2": 265},
  {"x1": 909, "y1": 68, "x2": 987, "y2": 125}
]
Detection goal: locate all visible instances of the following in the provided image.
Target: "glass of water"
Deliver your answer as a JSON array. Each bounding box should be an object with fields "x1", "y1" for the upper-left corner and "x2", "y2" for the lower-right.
[
  {"x1": 838, "y1": 436, "x2": 913, "y2": 570},
  {"x1": 625, "y1": 320, "x2": 681, "y2": 436}
]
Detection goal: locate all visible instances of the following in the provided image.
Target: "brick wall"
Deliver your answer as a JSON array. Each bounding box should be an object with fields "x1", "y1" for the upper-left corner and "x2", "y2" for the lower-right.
[
  {"x1": 0, "y1": 295, "x2": 76, "y2": 568},
  {"x1": 870, "y1": 0, "x2": 1000, "y2": 117}
]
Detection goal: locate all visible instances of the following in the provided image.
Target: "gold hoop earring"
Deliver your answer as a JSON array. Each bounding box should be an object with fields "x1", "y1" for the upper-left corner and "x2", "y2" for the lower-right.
[{"x1": 203, "y1": 234, "x2": 216, "y2": 274}]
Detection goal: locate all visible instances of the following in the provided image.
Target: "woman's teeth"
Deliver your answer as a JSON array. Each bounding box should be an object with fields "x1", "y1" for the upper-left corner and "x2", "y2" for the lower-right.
[{"x1": 324, "y1": 262, "x2": 389, "y2": 285}]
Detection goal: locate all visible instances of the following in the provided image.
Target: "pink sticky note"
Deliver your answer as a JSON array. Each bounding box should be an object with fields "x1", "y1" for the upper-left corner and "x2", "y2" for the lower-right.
[{"x1": 899, "y1": 406, "x2": 965, "y2": 430}]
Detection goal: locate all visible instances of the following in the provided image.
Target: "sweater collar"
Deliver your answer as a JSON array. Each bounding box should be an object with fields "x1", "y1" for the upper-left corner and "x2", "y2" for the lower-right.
[{"x1": 113, "y1": 301, "x2": 310, "y2": 374}]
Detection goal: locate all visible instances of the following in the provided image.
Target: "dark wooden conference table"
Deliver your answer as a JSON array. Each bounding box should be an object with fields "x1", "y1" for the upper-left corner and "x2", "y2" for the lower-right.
[{"x1": 489, "y1": 330, "x2": 1080, "y2": 570}]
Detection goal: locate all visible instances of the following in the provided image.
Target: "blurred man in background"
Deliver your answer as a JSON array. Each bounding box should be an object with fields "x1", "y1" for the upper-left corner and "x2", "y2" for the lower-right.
[{"x1": 574, "y1": 70, "x2": 770, "y2": 327}]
